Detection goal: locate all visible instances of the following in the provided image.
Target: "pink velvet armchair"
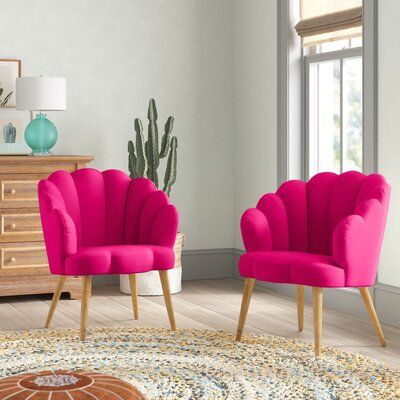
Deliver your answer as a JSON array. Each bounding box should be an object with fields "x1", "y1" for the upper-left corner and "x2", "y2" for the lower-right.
[
  {"x1": 38, "y1": 168, "x2": 179, "y2": 340},
  {"x1": 235, "y1": 171, "x2": 391, "y2": 355}
]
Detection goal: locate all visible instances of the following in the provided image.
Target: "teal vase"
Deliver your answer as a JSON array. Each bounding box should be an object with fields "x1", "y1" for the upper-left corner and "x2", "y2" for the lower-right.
[{"x1": 24, "y1": 113, "x2": 58, "y2": 156}]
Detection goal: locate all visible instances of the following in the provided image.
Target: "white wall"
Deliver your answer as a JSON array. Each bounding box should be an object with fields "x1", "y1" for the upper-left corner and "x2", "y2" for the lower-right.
[
  {"x1": 377, "y1": 0, "x2": 400, "y2": 287},
  {"x1": 1, "y1": 0, "x2": 234, "y2": 251},
  {"x1": 233, "y1": 0, "x2": 278, "y2": 248}
]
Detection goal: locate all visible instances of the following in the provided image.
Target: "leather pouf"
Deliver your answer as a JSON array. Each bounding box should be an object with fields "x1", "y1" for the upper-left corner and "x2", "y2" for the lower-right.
[{"x1": 0, "y1": 370, "x2": 145, "y2": 399}]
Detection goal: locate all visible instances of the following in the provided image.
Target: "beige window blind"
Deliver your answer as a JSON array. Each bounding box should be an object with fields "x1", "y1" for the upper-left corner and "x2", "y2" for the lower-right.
[{"x1": 295, "y1": 0, "x2": 362, "y2": 47}]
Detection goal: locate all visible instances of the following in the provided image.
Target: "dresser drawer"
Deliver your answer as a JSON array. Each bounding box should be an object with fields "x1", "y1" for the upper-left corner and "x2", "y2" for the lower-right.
[
  {"x1": 0, "y1": 178, "x2": 40, "y2": 208},
  {"x1": 2, "y1": 180, "x2": 38, "y2": 201},
  {"x1": 0, "y1": 242, "x2": 48, "y2": 276},
  {"x1": 0, "y1": 212, "x2": 42, "y2": 236},
  {"x1": 0, "y1": 211, "x2": 44, "y2": 242}
]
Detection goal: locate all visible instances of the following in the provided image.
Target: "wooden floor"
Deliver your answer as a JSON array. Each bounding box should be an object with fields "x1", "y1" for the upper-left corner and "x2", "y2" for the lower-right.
[{"x1": 0, "y1": 279, "x2": 399, "y2": 369}]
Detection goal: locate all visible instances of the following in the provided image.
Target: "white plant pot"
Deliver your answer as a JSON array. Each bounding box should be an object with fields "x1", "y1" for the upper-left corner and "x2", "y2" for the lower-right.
[{"x1": 120, "y1": 232, "x2": 185, "y2": 296}]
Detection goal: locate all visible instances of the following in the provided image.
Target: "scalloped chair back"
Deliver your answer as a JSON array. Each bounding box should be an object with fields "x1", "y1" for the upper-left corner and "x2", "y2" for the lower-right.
[
  {"x1": 274, "y1": 171, "x2": 390, "y2": 256},
  {"x1": 39, "y1": 169, "x2": 174, "y2": 248}
]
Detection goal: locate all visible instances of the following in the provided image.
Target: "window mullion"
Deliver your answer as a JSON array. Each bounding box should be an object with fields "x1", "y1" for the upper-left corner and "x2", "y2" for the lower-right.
[
  {"x1": 339, "y1": 57, "x2": 344, "y2": 173},
  {"x1": 316, "y1": 64, "x2": 320, "y2": 173}
]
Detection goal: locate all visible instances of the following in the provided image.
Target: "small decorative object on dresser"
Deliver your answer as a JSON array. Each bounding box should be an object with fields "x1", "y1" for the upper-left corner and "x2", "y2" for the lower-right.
[
  {"x1": 121, "y1": 98, "x2": 183, "y2": 296},
  {"x1": 0, "y1": 155, "x2": 93, "y2": 298},
  {"x1": 0, "y1": 108, "x2": 31, "y2": 154},
  {"x1": 16, "y1": 77, "x2": 67, "y2": 156}
]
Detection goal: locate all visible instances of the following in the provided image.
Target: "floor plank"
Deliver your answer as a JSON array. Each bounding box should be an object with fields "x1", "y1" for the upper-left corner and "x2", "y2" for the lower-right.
[{"x1": 0, "y1": 279, "x2": 398, "y2": 369}]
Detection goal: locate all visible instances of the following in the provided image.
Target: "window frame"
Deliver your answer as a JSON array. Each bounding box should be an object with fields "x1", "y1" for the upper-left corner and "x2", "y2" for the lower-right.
[
  {"x1": 277, "y1": 0, "x2": 377, "y2": 183},
  {"x1": 304, "y1": 46, "x2": 363, "y2": 179}
]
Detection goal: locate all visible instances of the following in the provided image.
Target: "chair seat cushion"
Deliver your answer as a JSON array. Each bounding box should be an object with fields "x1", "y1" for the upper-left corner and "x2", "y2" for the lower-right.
[
  {"x1": 65, "y1": 245, "x2": 175, "y2": 275},
  {"x1": 239, "y1": 251, "x2": 345, "y2": 287}
]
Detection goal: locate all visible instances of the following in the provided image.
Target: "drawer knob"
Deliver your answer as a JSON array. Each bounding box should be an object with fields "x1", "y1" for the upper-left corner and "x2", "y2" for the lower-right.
[
  {"x1": 9, "y1": 189, "x2": 16, "y2": 195},
  {"x1": 9, "y1": 223, "x2": 16, "y2": 230},
  {"x1": 9, "y1": 257, "x2": 16, "y2": 263}
]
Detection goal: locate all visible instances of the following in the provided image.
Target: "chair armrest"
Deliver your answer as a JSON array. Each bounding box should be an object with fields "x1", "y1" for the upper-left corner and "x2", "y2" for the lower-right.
[
  {"x1": 41, "y1": 208, "x2": 77, "y2": 274},
  {"x1": 332, "y1": 199, "x2": 387, "y2": 286},
  {"x1": 241, "y1": 208, "x2": 272, "y2": 252},
  {"x1": 150, "y1": 204, "x2": 179, "y2": 248}
]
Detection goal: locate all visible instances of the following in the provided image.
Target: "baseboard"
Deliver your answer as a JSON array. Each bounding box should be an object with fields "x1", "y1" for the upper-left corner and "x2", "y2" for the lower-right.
[
  {"x1": 232, "y1": 248, "x2": 242, "y2": 279},
  {"x1": 182, "y1": 248, "x2": 235, "y2": 280},
  {"x1": 92, "y1": 248, "x2": 236, "y2": 287},
  {"x1": 92, "y1": 275, "x2": 119, "y2": 287},
  {"x1": 374, "y1": 283, "x2": 400, "y2": 328}
]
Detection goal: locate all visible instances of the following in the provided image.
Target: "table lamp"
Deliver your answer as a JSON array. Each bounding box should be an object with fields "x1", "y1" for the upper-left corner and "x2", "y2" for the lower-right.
[{"x1": 16, "y1": 77, "x2": 66, "y2": 156}]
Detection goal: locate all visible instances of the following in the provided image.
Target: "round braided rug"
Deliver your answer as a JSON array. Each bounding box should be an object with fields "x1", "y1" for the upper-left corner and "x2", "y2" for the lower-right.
[{"x1": 0, "y1": 327, "x2": 399, "y2": 399}]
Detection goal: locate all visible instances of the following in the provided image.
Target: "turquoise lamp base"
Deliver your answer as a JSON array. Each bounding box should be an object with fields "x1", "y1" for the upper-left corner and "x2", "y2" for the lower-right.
[{"x1": 24, "y1": 112, "x2": 58, "y2": 156}]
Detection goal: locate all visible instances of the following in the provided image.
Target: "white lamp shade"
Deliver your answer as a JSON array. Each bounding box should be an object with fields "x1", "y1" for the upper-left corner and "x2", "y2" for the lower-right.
[{"x1": 16, "y1": 77, "x2": 66, "y2": 111}]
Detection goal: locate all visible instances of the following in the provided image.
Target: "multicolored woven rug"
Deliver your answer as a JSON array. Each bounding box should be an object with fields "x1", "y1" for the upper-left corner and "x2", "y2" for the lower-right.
[{"x1": 0, "y1": 327, "x2": 399, "y2": 399}]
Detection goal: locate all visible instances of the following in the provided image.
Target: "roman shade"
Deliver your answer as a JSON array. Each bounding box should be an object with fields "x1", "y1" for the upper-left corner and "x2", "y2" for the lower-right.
[{"x1": 295, "y1": 0, "x2": 362, "y2": 47}]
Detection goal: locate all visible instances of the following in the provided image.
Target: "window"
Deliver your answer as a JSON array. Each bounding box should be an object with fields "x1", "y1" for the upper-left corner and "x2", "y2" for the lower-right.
[
  {"x1": 306, "y1": 42, "x2": 363, "y2": 176},
  {"x1": 278, "y1": 0, "x2": 376, "y2": 183},
  {"x1": 294, "y1": 0, "x2": 364, "y2": 178}
]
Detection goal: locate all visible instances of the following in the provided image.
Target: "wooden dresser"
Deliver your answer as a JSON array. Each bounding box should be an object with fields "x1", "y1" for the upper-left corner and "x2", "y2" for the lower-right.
[{"x1": 0, "y1": 155, "x2": 93, "y2": 299}]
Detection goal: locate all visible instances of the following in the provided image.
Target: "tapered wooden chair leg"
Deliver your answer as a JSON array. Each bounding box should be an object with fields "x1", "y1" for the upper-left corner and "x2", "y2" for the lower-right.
[
  {"x1": 129, "y1": 274, "x2": 139, "y2": 319},
  {"x1": 297, "y1": 285, "x2": 304, "y2": 332},
  {"x1": 45, "y1": 276, "x2": 66, "y2": 328},
  {"x1": 359, "y1": 287, "x2": 386, "y2": 347},
  {"x1": 312, "y1": 287, "x2": 323, "y2": 356},
  {"x1": 80, "y1": 276, "x2": 92, "y2": 341},
  {"x1": 235, "y1": 278, "x2": 255, "y2": 342},
  {"x1": 159, "y1": 270, "x2": 176, "y2": 331}
]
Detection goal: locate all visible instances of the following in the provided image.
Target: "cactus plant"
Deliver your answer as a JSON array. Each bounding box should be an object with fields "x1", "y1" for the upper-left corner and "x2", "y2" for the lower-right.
[
  {"x1": 128, "y1": 99, "x2": 178, "y2": 196},
  {"x1": 128, "y1": 140, "x2": 137, "y2": 179},
  {"x1": 163, "y1": 136, "x2": 178, "y2": 196},
  {"x1": 134, "y1": 118, "x2": 147, "y2": 177},
  {"x1": 146, "y1": 99, "x2": 160, "y2": 187},
  {"x1": 3, "y1": 122, "x2": 16, "y2": 143},
  {"x1": 160, "y1": 116, "x2": 174, "y2": 158}
]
